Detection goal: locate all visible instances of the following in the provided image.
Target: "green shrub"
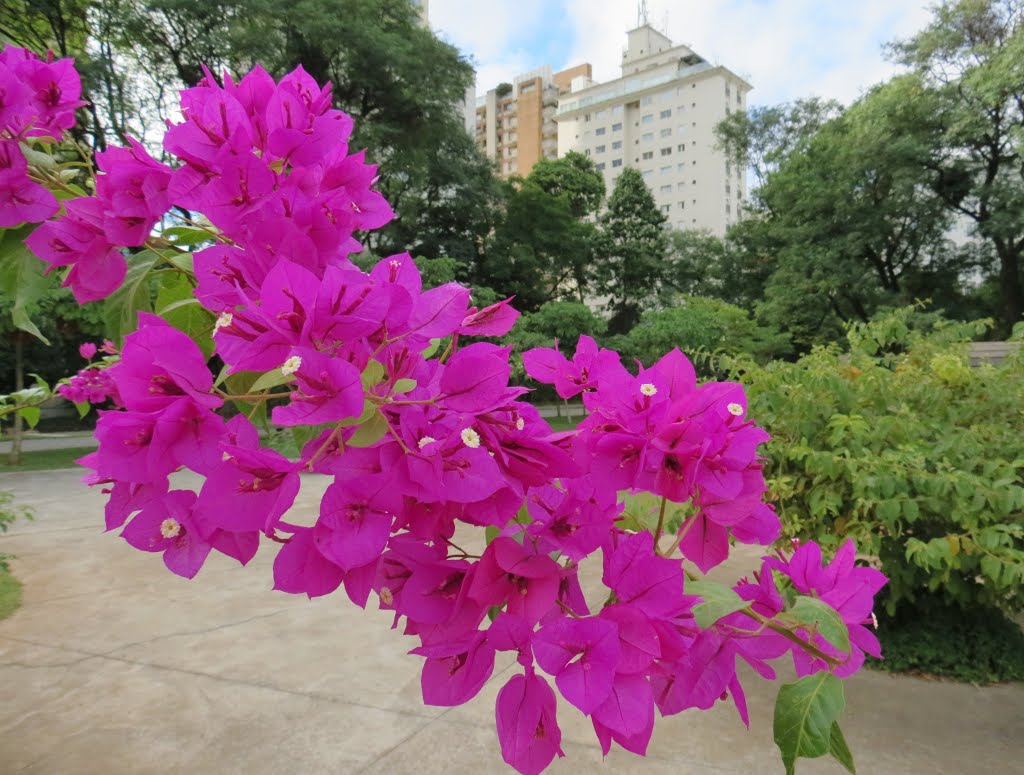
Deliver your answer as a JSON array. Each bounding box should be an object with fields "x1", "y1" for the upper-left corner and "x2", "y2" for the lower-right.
[
  {"x1": 869, "y1": 593, "x2": 1024, "y2": 684},
  {"x1": 620, "y1": 297, "x2": 791, "y2": 372},
  {"x1": 727, "y1": 308, "x2": 1024, "y2": 615}
]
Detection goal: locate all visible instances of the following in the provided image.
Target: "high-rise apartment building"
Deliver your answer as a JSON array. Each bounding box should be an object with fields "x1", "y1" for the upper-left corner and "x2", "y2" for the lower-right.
[
  {"x1": 556, "y1": 25, "x2": 750, "y2": 236},
  {"x1": 475, "y1": 64, "x2": 592, "y2": 179}
]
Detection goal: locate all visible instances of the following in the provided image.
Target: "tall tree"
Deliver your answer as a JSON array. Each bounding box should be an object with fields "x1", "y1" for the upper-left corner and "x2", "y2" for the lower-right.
[
  {"x1": 890, "y1": 0, "x2": 1024, "y2": 334},
  {"x1": 715, "y1": 97, "x2": 843, "y2": 191},
  {"x1": 595, "y1": 168, "x2": 670, "y2": 335}
]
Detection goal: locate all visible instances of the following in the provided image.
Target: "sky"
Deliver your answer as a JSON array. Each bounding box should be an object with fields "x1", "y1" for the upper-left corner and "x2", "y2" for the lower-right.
[{"x1": 428, "y1": 0, "x2": 935, "y2": 108}]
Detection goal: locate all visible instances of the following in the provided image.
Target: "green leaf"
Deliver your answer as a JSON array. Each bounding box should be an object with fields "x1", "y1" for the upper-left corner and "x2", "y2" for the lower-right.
[
  {"x1": 789, "y1": 596, "x2": 850, "y2": 654},
  {"x1": 155, "y1": 273, "x2": 214, "y2": 358},
  {"x1": 828, "y1": 721, "x2": 857, "y2": 774},
  {"x1": 17, "y1": 406, "x2": 40, "y2": 428},
  {"x1": 485, "y1": 526, "x2": 500, "y2": 545},
  {"x1": 74, "y1": 401, "x2": 91, "y2": 419},
  {"x1": 392, "y1": 378, "x2": 417, "y2": 394},
  {"x1": 688, "y1": 580, "x2": 748, "y2": 629},
  {"x1": 773, "y1": 672, "x2": 847, "y2": 775},
  {"x1": 162, "y1": 226, "x2": 214, "y2": 247},
  {"x1": 0, "y1": 225, "x2": 51, "y2": 343},
  {"x1": 361, "y1": 360, "x2": 386, "y2": 388},
  {"x1": 250, "y1": 369, "x2": 295, "y2": 392},
  {"x1": 421, "y1": 338, "x2": 442, "y2": 358},
  {"x1": 348, "y1": 410, "x2": 388, "y2": 447},
  {"x1": 103, "y1": 250, "x2": 159, "y2": 342}
]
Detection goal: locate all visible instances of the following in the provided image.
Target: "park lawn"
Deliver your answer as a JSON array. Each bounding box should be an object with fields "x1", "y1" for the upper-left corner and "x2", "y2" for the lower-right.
[
  {"x1": 545, "y1": 414, "x2": 584, "y2": 432},
  {"x1": 0, "y1": 447, "x2": 93, "y2": 473},
  {"x1": 0, "y1": 569, "x2": 22, "y2": 620}
]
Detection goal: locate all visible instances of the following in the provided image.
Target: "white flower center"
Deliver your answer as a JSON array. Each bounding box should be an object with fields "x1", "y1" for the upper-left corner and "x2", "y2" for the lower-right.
[
  {"x1": 281, "y1": 356, "x2": 302, "y2": 376},
  {"x1": 640, "y1": 383, "x2": 658, "y2": 396},
  {"x1": 727, "y1": 402, "x2": 744, "y2": 416},
  {"x1": 214, "y1": 312, "x2": 233, "y2": 331},
  {"x1": 516, "y1": 417, "x2": 525, "y2": 430},
  {"x1": 460, "y1": 427, "x2": 481, "y2": 448},
  {"x1": 417, "y1": 435, "x2": 437, "y2": 449},
  {"x1": 160, "y1": 518, "x2": 182, "y2": 539}
]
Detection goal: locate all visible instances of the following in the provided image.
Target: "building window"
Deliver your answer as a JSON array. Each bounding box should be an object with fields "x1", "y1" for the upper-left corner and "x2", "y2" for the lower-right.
[
  {"x1": 737, "y1": 92, "x2": 742, "y2": 105},
  {"x1": 642, "y1": 169, "x2": 653, "y2": 179},
  {"x1": 584, "y1": 149, "x2": 590, "y2": 156},
  {"x1": 660, "y1": 184, "x2": 672, "y2": 193},
  {"x1": 641, "y1": 95, "x2": 654, "y2": 106},
  {"x1": 726, "y1": 182, "x2": 731, "y2": 194},
  {"x1": 726, "y1": 162, "x2": 731, "y2": 175},
  {"x1": 595, "y1": 145, "x2": 606, "y2": 153},
  {"x1": 660, "y1": 109, "x2": 671, "y2": 119},
  {"x1": 642, "y1": 131, "x2": 654, "y2": 142},
  {"x1": 677, "y1": 163, "x2": 686, "y2": 173},
  {"x1": 677, "y1": 182, "x2": 686, "y2": 190},
  {"x1": 612, "y1": 122, "x2": 622, "y2": 131},
  {"x1": 584, "y1": 113, "x2": 590, "y2": 122},
  {"x1": 641, "y1": 151, "x2": 654, "y2": 160},
  {"x1": 660, "y1": 165, "x2": 671, "y2": 175},
  {"x1": 678, "y1": 201, "x2": 685, "y2": 210},
  {"x1": 641, "y1": 114, "x2": 654, "y2": 124},
  {"x1": 725, "y1": 84, "x2": 731, "y2": 98},
  {"x1": 595, "y1": 109, "x2": 608, "y2": 120},
  {"x1": 612, "y1": 140, "x2": 622, "y2": 150},
  {"x1": 660, "y1": 204, "x2": 671, "y2": 213},
  {"x1": 612, "y1": 105, "x2": 624, "y2": 115},
  {"x1": 612, "y1": 158, "x2": 623, "y2": 167},
  {"x1": 678, "y1": 143, "x2": 686, "y2": 152},
  {"x1": 660, "y1": 128, "x2": 672, "y2": 138},
  {"x1": 660, "y1": 147, "x2": 672, "y2": 156},
  {"x1": 596, "y1": 162, "x2": 606, "y2": 170},
  {"x1": 596, "y1": 126, "x2": 606, "y2": 136}
]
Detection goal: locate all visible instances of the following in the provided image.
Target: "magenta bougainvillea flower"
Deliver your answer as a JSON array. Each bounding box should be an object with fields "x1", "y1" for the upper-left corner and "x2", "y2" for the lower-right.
[{"x1": 10, "y1": 49, "x2": 888, "y2": 775}]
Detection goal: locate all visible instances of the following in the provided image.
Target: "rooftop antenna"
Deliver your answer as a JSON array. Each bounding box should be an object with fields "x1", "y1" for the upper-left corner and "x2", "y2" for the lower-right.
[{"x1": 638, "y1": 0, "x2": 649, "y2": 26}]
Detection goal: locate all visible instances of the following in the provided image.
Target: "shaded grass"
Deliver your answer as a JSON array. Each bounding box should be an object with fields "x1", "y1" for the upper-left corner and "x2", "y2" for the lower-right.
[
  {"x1": 545, "y1": 414, "x2": 584, "y2": 432},
  {"x1": 869, "y1": 594, "x2": 1024, "y2": 684},
  {"x1": 0, "y1": 446, "x2": 93, "y2": 473},
  {"x1": 0, "y1": 569, "x2": 22, "y2": 621}
]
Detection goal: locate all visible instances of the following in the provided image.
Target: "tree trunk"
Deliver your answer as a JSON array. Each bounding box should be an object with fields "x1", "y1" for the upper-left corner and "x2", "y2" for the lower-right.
[
  {"x1": 996, "y1": 243, "x2": 1024, "y2": 337},
  {"x1": 8, "y1": 335, "x2": 24, "y2": 466}
]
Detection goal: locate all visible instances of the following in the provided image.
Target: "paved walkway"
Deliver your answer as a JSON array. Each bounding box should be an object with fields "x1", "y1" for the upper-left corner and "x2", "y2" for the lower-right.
[{"x1": 1, "y1": 468, "x2": 1022, "y2": 774}]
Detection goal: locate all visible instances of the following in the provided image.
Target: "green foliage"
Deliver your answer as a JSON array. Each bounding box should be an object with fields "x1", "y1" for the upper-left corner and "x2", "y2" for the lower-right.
[
  {"x1": 687, "y1": 580, "x2": 748, "y2": 628},
  {"x1": 869, "y1": 592, "x2": 1024, "y2": 683},
  {"x1": 0, "y1": 490, "x2": 33, "y2": 575},
  {"x1": 617, "y1": 297, "x2": 790, "y2": 371},
  {"x1": 0, "y1": 567, "x2": 23, "y2": 621},
  {"x1": 0, "y1": 225, "x2": 51, "y2": 343},
  {"x1": 482, "y1": 168, "x2": 601, "y2": 311},
  {"x1": 773, "y1": 673, "x2": 854, "y2": 775},
  {"x1": 594, "y1": 168, "x2": 669, "y2": 335},
  {"x1": 727, "y1": 307, "x2": 1024, "y2": 614}
]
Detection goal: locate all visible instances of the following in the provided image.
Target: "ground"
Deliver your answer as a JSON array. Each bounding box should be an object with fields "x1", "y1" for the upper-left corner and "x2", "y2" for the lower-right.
[{"x1": 1, "y1": 468, "x2": 1022, "y2": 774}]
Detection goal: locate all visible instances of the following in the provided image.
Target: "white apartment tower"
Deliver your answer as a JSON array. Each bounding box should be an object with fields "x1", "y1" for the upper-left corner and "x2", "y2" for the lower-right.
[{"x1": 556, "y1": 25, "x2": 750, "y2": 236}]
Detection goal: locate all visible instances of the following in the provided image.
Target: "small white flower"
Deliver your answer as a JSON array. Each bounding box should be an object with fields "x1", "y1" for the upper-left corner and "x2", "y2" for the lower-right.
[
  {"x1": 214, "y1": 312, "x2": 233, "y2": 332},
  {"x1": 417, "y1": 435, "x2": 437, "y2": 449},
  {"x1": 727, "y1": 402, "x2": 744, "y2": 416},
  {"x1": 281, "y1": 355, "x2": 302, "y2": 376},
  {"x1": 516, "y1": 417, "x2": 525, "y2": 431},
  {"x1": 160, "y1": 518, "x2": 182, "y2": 539},
  {"x1": 870, "y1": 611, "x2": 879, "y2": 630},
  {"x1": 461, "y1": 427, "x2": 481, "y2": 448},
  {"x1": 640, "y1": 382, "x2": 658, "y2": 397}
]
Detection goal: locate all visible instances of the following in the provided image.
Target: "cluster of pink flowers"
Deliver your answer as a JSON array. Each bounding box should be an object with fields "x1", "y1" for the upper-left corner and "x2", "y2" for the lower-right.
[
  {"x1": 10, "y1": 49, "x2": 885, "y2": 775},
  {"x1": 56, "y1": 341, "x2": 122, "y2": 407},
  {"x1": 0, "y1": 46, "x2": 84, "y2": 228}
]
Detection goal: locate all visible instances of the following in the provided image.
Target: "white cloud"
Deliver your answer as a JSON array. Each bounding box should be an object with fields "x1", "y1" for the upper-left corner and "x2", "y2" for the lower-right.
[
  {"x1": 432, "y1": 0, "x2": 936, "y2": 107},
  {"x1": 429, "y1": 0, "x2": 548, "y2": 92}
]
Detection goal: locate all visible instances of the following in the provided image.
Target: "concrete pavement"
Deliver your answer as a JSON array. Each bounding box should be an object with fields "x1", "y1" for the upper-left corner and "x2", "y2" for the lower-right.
[{"x1": 1, "y1": 468, "x2": 1022, "y2": 774}]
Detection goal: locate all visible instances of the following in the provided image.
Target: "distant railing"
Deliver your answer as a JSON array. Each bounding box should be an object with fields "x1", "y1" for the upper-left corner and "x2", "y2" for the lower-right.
[{"x1": 556, "y1": 61, "x2": 713, "y2": 116}]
